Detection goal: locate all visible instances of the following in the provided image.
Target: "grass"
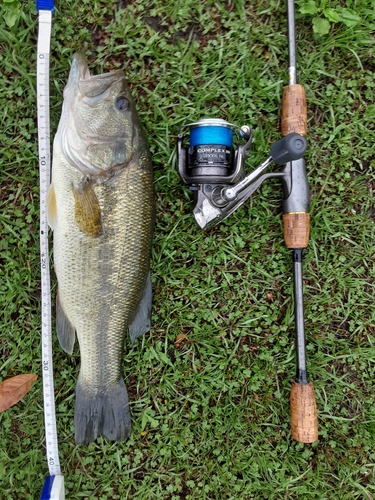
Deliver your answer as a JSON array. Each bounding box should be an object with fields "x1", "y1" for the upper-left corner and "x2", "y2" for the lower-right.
[{"x1": 0, "y1": 0, "x2": 375, "y2": 498}]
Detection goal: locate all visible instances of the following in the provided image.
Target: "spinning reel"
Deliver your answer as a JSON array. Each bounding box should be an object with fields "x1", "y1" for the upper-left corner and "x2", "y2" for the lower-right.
[{"x1": 177, "y1": 118, "x2": 308, "y2": 229}]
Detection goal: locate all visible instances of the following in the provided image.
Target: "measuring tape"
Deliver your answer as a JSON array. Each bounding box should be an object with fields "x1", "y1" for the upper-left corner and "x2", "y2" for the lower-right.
[{"x1": 36, "y1": 1, "x2": 65, "y2": 498}]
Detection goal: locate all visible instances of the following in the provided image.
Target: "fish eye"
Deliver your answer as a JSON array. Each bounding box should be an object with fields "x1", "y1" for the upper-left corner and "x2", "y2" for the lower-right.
[{"x1": 116, "y1": 97, "x2": 129, "y2": 111}]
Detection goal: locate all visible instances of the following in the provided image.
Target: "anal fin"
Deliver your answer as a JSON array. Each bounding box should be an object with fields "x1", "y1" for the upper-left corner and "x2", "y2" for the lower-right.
[
  {"x1": 56, "y1": 291, "x2": 76, "y2": 354},
  {"x1": 128, "y1": 271, "x2": 152, "y2": 344}
]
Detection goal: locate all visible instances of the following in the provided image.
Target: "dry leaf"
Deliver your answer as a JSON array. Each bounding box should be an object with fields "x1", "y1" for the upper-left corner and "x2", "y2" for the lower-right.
[
  {"x1": 0, "y1": 374, "x2": 38, "y2": 412},
  {"x1": 175, "y1": 333, "x2": 186, "y2": 348}
]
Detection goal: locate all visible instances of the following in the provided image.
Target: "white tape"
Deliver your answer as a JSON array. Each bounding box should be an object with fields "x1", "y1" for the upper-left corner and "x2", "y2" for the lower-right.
[{"x1": 36, "y1": 9, "x2": 62, "y2": 485}]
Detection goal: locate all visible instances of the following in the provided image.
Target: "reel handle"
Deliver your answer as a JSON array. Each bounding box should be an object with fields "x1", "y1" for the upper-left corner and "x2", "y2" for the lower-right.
[{"x1": 270, "y1": 132, "x2": 307, "y2": 165}]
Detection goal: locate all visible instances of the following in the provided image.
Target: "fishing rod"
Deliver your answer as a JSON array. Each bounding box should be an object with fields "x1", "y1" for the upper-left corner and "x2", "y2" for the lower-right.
[
  {"x1": 282, "y1": 0, "x2": 318, "y2": 443},
  {"x1": 177, "y1": 1, "x2": 317, "y2": 443}
]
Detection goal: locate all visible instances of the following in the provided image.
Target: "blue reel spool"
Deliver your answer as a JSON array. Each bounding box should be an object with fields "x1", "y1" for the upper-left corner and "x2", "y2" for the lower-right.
[
  {"x1": 189, "y1": 118, "x2": 234, "y2": 147},
  {"x1": 187, "y1": 119, "x2": 235, "y2": 176}
]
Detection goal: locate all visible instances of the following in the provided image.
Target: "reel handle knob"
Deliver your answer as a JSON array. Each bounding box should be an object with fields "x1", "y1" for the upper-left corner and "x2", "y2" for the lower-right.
[{"x1": 270, "y1": 132, "x2": 307, "y2": 165}]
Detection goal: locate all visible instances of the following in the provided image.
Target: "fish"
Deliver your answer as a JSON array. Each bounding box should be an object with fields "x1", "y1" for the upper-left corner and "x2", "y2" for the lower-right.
[{"x1": 47, "y1": 53, "x2": 155, "y2": 445}]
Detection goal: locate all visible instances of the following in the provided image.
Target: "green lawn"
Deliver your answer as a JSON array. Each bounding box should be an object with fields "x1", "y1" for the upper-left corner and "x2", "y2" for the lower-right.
[{"x1": 1, "y1": 0, "x2": 375, "y2": 498}]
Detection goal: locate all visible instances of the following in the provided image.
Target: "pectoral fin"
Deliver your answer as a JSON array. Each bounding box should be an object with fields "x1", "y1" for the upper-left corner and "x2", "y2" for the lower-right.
[
  {"x1": 56, "y1": 291, "x2": 76, "y2": 355},
  {"x1": 46, "y1": 184, "x2": 57, "y2": 230},
  {"x1": 72, "y1": 180, "x2": 102, "y2": 237},
  {"x1": 128, "y1": 272, "x2": 152, "y2": 344}
]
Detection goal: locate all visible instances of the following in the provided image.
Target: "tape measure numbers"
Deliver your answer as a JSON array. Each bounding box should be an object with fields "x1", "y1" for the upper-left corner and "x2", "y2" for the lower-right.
[{"x1": 36, "y1": 3, "x2": 65, "y2": 498}]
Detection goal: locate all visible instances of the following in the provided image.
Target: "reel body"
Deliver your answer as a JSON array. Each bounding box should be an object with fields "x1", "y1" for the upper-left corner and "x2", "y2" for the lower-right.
[
  {"x1": 178, "y1": 118, "x2": 252, "y2": 186},
  {"x1": 177, "y1": 118, "x2": 308, "y2": 229}
]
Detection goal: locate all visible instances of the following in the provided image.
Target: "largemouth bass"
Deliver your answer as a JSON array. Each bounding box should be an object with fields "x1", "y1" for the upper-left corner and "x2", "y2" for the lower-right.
[{"x1": 47, "y1": 53, "x2": 154, "y2": 445}]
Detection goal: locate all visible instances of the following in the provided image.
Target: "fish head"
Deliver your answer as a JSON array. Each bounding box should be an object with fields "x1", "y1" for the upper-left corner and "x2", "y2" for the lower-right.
[{"x1": 59, "y1": 53, "x2": 143, "y2": 178}]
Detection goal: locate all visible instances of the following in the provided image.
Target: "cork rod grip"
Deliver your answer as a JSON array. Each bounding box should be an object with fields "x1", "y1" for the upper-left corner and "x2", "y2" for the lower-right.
[
  {"x1": 281, "y1": 84, "x2": 307, "y2": 137},
  {"x1": 283, "y1": 212, "x2": 310, "y2": 249},
  {"x1": 290, "y1": 381, "x2": 318, "y2": 443}
]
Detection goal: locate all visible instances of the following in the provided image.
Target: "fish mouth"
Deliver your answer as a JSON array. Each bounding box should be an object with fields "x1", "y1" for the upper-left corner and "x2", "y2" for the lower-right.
[
  {"x1": 66, "y1": 53, "x2": 125, "y2": 99},
  {"x1": 74, "y1": 52, "x2": 91, "y2": 80}
]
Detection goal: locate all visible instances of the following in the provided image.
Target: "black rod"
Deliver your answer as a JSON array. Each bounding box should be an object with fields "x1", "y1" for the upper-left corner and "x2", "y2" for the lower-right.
[
  {"x1": 292, "y1": 249, "x2": 308, "y2": 384},
  {"x1": 287, "y1": 0, "x2": 297, "y2": 84}
]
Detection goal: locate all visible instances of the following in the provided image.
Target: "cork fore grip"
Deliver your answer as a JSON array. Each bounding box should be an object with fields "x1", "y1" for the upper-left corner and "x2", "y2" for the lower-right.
[
  {"x1": 290, "y1": 381, "x2": 318, "y2": 443},
  {"x1": 283, "y1": 212, "x2": 310, "y2": 249},
  {"x1": 281, "y1": 84, "x2": 307, "y2": 137}
]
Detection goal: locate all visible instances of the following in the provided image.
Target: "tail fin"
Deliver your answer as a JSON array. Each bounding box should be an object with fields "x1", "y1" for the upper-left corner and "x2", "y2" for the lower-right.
[{"x1": 74, "y1": 376, "x2": 131, "y2": 445}]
